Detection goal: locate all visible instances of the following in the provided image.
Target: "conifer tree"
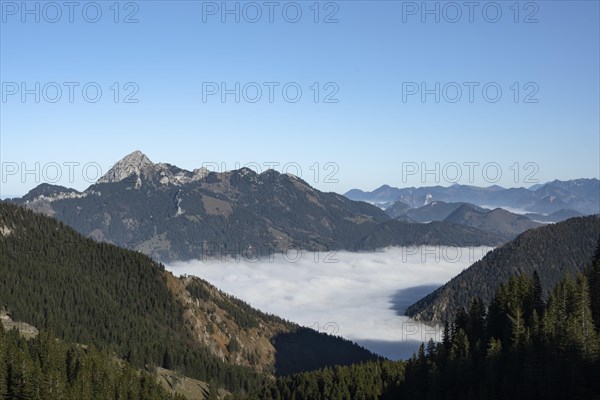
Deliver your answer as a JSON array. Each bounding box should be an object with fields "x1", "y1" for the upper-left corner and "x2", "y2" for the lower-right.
[
  {"x1": 442, "y1": 321, "x2": 451, "y2": 352},
  {"x1": 508, "y1": 306, "x2": 527, "y2": 351},
  {"x1": 589, "y1": 238, "x2": 600, "y2": 331},
  {"x1": 532, "y1": 270, "x2": 545, "y2": 315},
  {"x1": 571, "y1": 274, "x2": 598, "y2": 359},
  {"x1": 451, "y1": 329, "x2": 470, "y2": 363}
]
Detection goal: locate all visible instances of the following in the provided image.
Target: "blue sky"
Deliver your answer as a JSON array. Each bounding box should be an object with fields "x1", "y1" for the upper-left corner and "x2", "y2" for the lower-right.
[{"x1": 1, "y1": 0, "x2": 598, "y2": 197}]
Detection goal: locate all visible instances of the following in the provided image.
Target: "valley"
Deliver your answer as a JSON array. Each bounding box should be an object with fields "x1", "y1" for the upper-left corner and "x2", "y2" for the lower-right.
[
  {"x1": 167, "y1": 246, "x2": 492, "y2": 360},
  {"x1": 3, "y1": 1, "x2": 599, "y2": 397},
  {"x1": 1, "y1": 158, "x2": 599, "y2": 399}
]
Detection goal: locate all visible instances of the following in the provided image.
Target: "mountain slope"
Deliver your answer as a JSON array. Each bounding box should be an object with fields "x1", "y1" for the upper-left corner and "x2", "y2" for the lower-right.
[
  {"x1": 384, "y1": 200, "x2": 411, "y2": 218},
  {"x1": 404, "y1": 201, "x2": 485, "y2": 223},
  {"x1": 0, "y1": 203, "x2": 379, "y2": 395},
  {"x1": 0, "y1": 325, "x2": 183, "y2": 400},
  {"x1": 443, "y1": 204, "x2": 542, "y2": 238},
  {"x1": 524, "y1": 208, "x2": 583, "y2": 223},
  {"x1": 355, "y1": 219, "x2": 504, "y2": 250},
  {"x1": 14, "y1": 152, "x2": 501, "y2": 262},
  {"x1": 0, "y1": 202, "x2": 264, "y2": 393},
  {"x1": 405, "y1": 215, "x2": 600, "y2": 323},
  {"x1": 344, "y1": 185, "x2": 403, "y2": 205},
  {"x1": 384, "y1": 200, "x2": 543, "y2": 238}
]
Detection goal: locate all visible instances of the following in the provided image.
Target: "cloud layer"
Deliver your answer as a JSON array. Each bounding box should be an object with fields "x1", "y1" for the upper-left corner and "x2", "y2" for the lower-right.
[{"x1": 167, "y1": 246, "x2": 491, "y2": 359}]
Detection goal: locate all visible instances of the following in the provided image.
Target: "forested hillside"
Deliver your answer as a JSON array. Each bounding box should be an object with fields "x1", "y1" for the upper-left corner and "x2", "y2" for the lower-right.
[
  {"x1": 354, "y1": 219, "x2": 504, "y2": 250},
  {"x1": 0, "y1": 202, "x2": 265, "y2": 393},
  {"x1": 0, "y1": 203, "x2": 378, "y2": 397},
  {"x1": 242, "y1": 241, "x2": 600, "y2": 399},
  {"x1": 0, "y1": 326, "x2": 184, "y2": 400},
  {"x1": 406, "y1": 216, "x2": 600, "y2": 323}
]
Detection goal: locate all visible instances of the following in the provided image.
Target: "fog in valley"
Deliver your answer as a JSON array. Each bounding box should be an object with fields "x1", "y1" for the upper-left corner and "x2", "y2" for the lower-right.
[{"x1": 168, "y1": 246, "x2": 492, "y2": 359}]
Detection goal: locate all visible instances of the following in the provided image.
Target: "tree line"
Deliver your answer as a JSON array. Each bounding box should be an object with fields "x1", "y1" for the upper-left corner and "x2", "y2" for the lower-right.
[
  {"x1": 0, "y1": 325, "x2": 185, "y2": 400},
  {"x1": 243, "y1": 239, "x2": 600, "y2": 399}
]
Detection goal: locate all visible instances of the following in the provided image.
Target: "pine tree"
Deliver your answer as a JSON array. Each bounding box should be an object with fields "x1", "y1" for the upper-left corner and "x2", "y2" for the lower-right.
[
  {"x1": 455, "y1": 308, "x2": 470, "y2": 334},
  {"x1": 451, "y1": 329, "x2": 470, "y2": 363},
  {"x1": 207, "y1": 379, "x2": 219, "y2": 400},
  {"x1": 532, "y1": 270, "x2": 545, "y2": 315},
  {"x1": 486, "y1": 338, "x2": 502, "y2": 359},
  {"x1": 467, "y1": 298, "x2": 486, "y2": 344},
  {"x1": 589, "y1": 238, "x2": 600, "y2": 331},
  {"x1": 162, "y1": 349, "x2": 172, "y2": 370},
  {"x1": 0, "y1": 326, "x2": 8, "y2": 399},
  {"x1": 530, "y1": 309, "x2": 542, "y2": 349},
  {"x1": 571, "y1": 274, "x2": 598, "y2": 359},
  {"x1": 508, "y1": 305, "x2": 527, "y2": 351},
  {"x1": 442, "y1": 321, "x2": 451, "y2": 352},
  {"x1": 546, "y1": 276, "x2": 572, "y2": 355}
]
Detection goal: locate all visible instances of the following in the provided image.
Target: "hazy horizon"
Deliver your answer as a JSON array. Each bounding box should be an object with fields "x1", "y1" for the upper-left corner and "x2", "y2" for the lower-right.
[
  {"x1": 2, "y1": 150, "x2": 598, "y2": 199},
  {"x1": 2, "y1": 2, "x2": 598, "y2": 196}
]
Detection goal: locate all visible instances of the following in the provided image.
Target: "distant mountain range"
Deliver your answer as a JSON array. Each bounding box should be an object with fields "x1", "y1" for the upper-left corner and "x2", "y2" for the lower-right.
[
  {"x1": 345, "y1": 179, "x2": 600, "y2": 216},
  {"x1": 443, "y1": 203, "x2": 543, "y2": 237},
  {"x1": 405, "y1": 215, "x2": 600, "y2": 324},
  {"x1": 385, "y1": 201, "x2": 544, "y2": 238},
  {"x1": 346, "y1": 179, "x2": 598, "y2": 239},
  {"x1": 8, "y1": 151, "x2": 504, "y2": 262}
]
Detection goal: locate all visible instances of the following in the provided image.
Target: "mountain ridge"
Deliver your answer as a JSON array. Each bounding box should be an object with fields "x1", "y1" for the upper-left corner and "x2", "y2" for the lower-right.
[
  {"x1": 10, "y1": 152, "x2": 504, "y2": 262},
  {"x1": 345, "y1": 179, "x2": 600, "y2": 215},
  {"x1": 405, "y1": 215, "x2": 600, "y2": 323},
  {"x1": 443, "y1": 203, "x2": 543, "y2": 238}
]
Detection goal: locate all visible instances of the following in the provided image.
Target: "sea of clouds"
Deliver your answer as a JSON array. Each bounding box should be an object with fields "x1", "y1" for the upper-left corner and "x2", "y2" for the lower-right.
[{"x1": 167, "y1": 245, "x2": 492, "y2": 360}]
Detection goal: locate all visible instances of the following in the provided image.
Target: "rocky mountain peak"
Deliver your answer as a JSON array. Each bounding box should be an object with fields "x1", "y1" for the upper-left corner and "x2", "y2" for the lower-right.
[{"x1": 97, "y1": 150, "x2": 154, "y2": 184}]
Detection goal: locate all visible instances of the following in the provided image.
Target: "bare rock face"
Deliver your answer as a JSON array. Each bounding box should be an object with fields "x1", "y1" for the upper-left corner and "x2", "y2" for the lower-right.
[
  {"x1": 0, "y1": 311, "x2": 39, "y2": 339},
  {"x1": 98, "y1": 150, "x2": 154, "y2": 184},
  {"x1": 98, "y1": 151, "x2": 209, "y2": 188}
]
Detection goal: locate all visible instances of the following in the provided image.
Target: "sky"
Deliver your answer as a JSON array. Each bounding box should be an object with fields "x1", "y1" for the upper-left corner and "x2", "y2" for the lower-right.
[
  {"x1": 167, "y1": 246, "x2": 492, "y2": 359},
  {"x1": 1, "y1": 0, "x2": 599, "y2": 197}
]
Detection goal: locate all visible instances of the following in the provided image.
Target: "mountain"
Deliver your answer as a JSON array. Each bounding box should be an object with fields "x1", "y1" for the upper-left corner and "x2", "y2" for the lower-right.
[
  {"x1": 443, "y1": 204, "x2": 543, "y2": 238},
  {"x1": 97, "y1": 150, "x2": 155, "y2": 184},
  {"x1": 528, "y1": 191, "x2": 572, "y2": 214},
  {"x1": 524, "y1": 208, "x2": 583, "y2": 223},
  {"x1": 539, "y1": 178, "x2": 600, "y2": 211},
  {"x1": 343, "y1": 185, "x2": 404, "y2": 206},
  {"x1": 12, "y1": 151, "x2": 502, "y2": 262},
  {"x1": 383, "y1": 201, "x2": 541, "y2": 238},
  {"x1": 405, "y1": 215, "x2": 600, "y2": 323},
  {"x1": 384, "y1": 200, "x2": 411, "y2": 218},
  {"x1": 345, "y1": 179, "x2": 600, "y2": 215},
  {"x1": 0, "y1": 203, "x2": 379, "y2": 396},
  {"x1": 394, "y1": 214, "x2": 416, "y2": 223},
  {"x1": 355, "y1": 220, "x2": 504, "y2": 250},
  {"x1": 387, "y1": 201, "x2": 485, "y2": 223},
  {"x1": 406, "y1": 201, "x2": 482, "y2": 222},
  {"x1": 19, "y1": 183, "x2": 80, "y2": 201},
  {"x1": 96, "y1": 150, "x2": 210, "y2": 187}
]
